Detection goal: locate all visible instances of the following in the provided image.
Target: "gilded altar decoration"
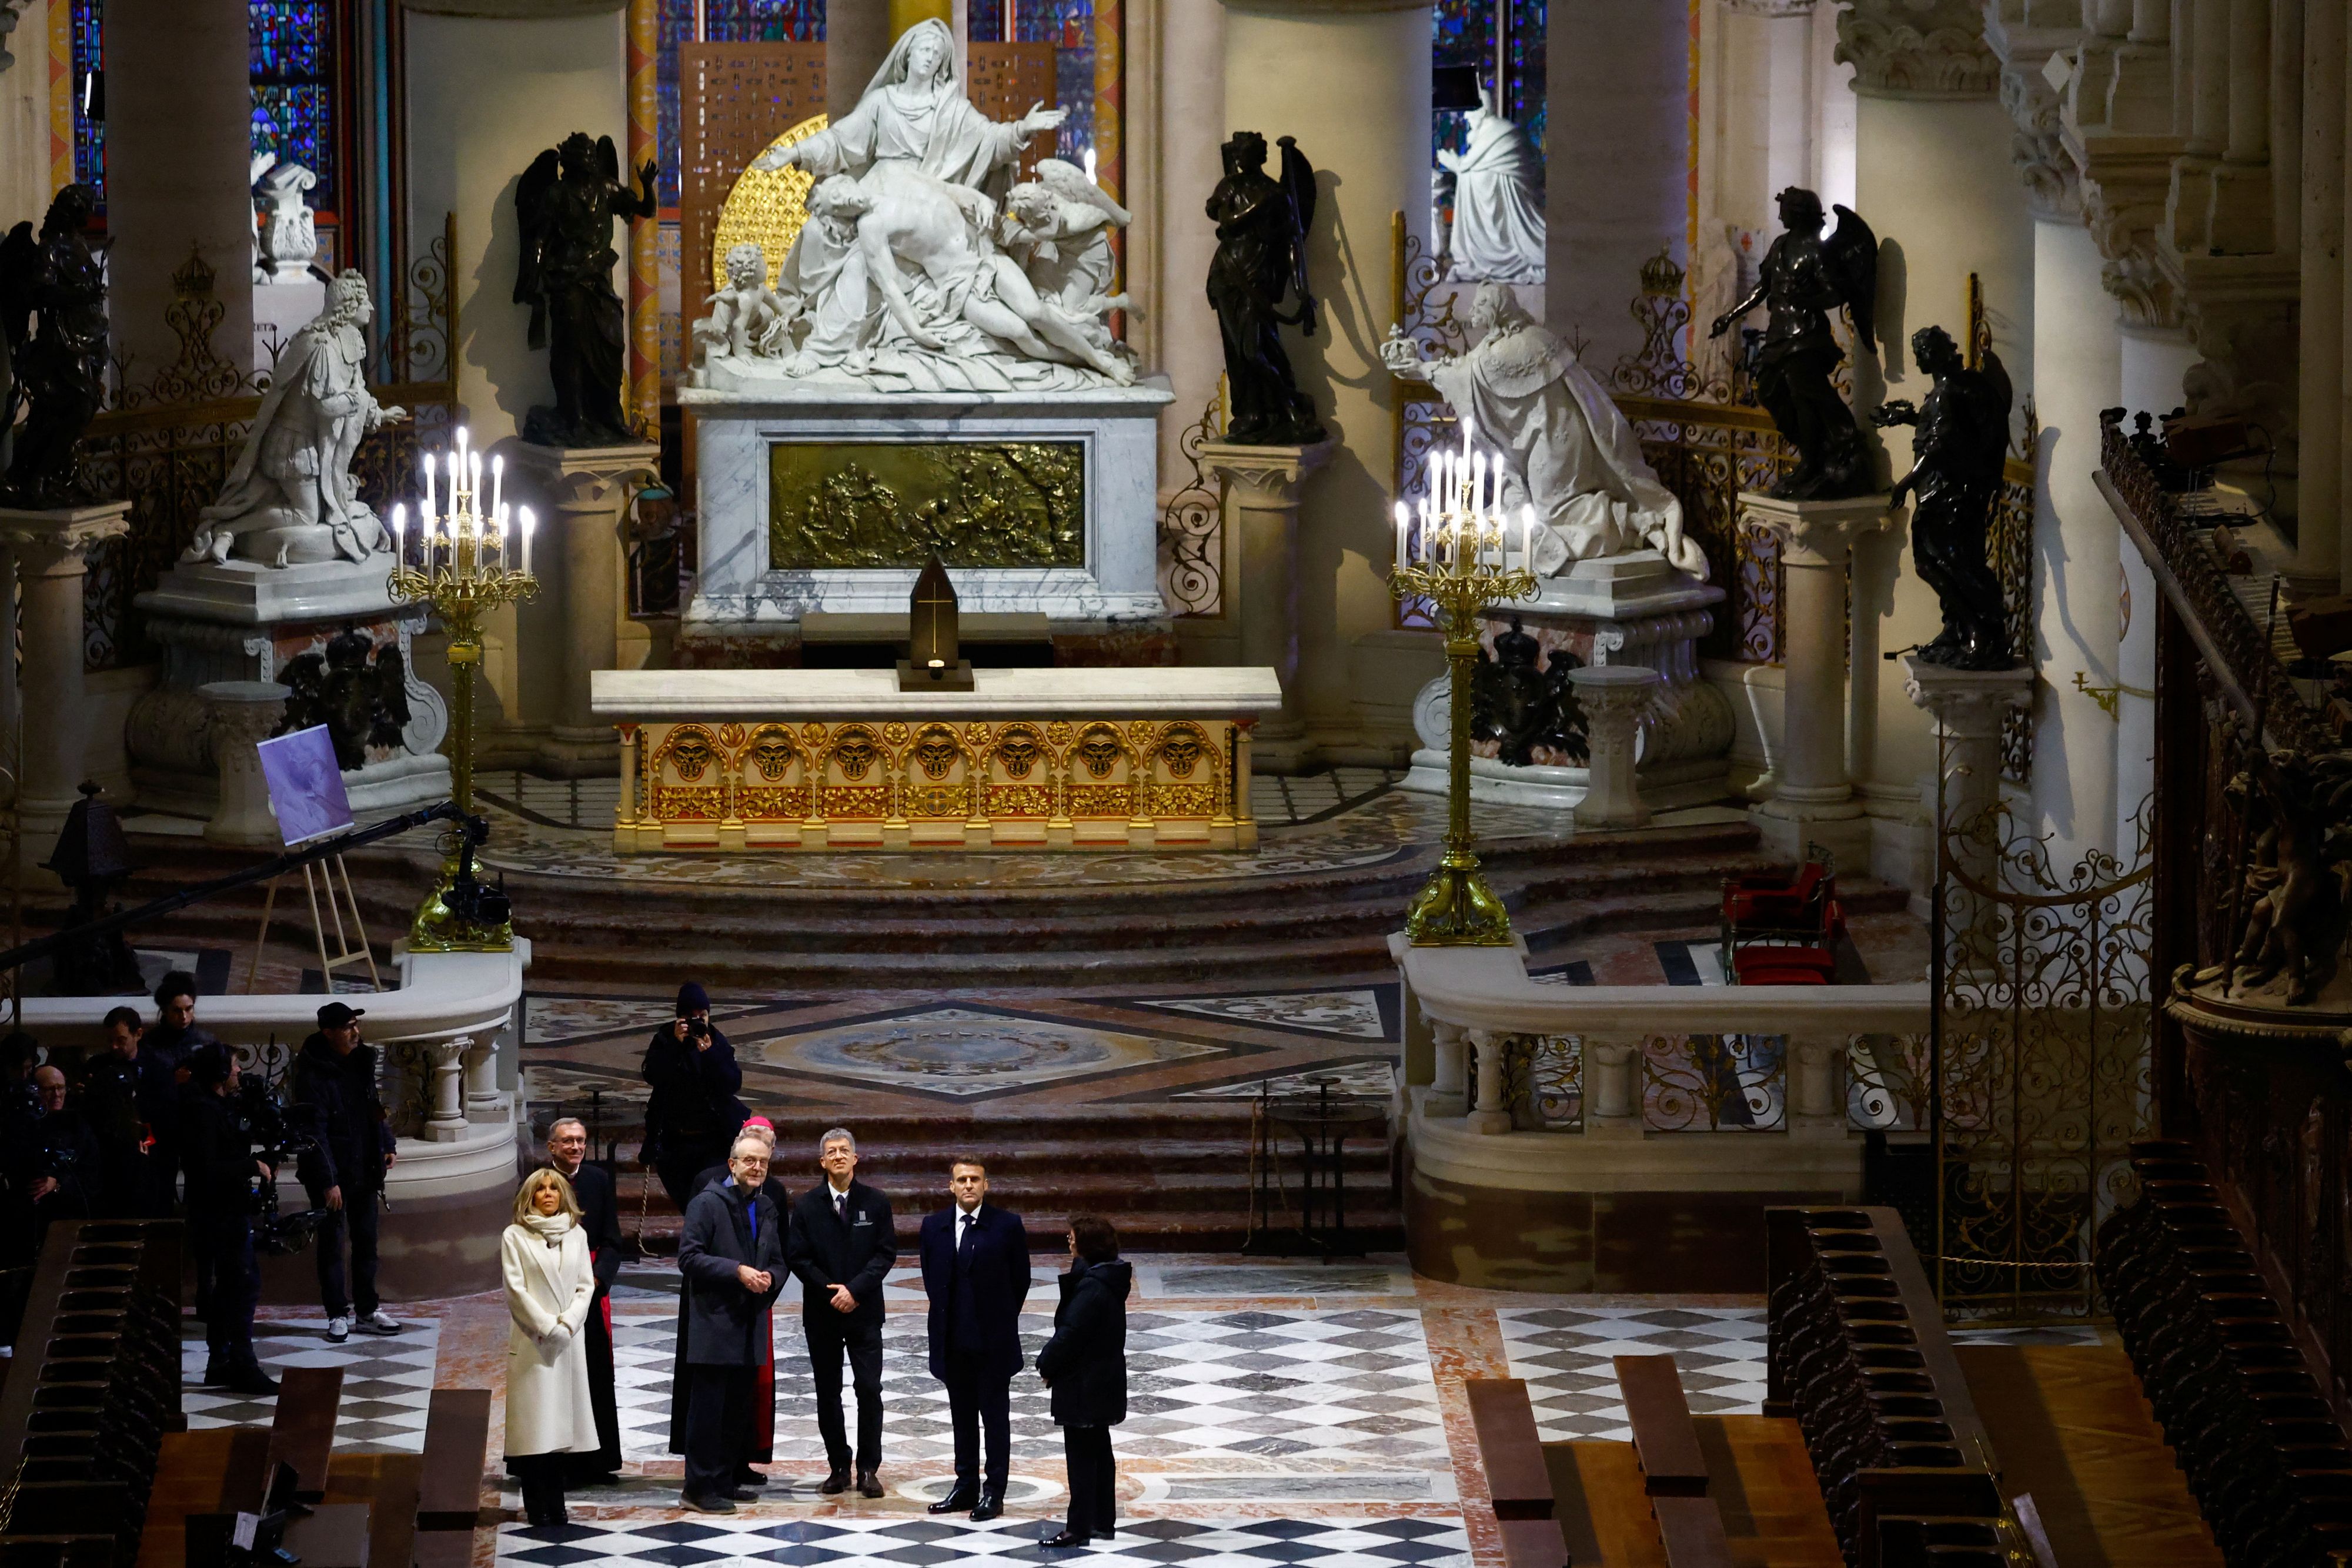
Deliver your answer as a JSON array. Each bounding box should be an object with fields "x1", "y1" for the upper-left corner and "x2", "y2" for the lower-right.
[
  {"x1": 768, "y1": 440, "x2": 1084, "y2": 569},
  {"x1": 710, "y1": 114, "x2": 828, "y2": 295},
  {"x1": 616, "y1": 716, "x2": 1252, "y2": 852}
]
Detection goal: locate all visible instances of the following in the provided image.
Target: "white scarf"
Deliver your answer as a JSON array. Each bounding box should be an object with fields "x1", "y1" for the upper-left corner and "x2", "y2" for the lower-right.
[{"x1": 522, "y1": 1211, "x2": 573, "y2": 1247}]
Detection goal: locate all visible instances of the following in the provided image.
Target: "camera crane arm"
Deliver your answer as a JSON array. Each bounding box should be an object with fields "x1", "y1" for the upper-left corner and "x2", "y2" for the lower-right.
[{"x1": 0, "y1": 799, "x2": 480, "y2": 976}]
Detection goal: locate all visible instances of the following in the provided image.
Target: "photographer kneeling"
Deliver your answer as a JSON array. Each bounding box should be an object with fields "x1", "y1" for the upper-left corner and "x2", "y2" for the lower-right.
[{"x1": 182, "y1": 1044, "x2": 282, "y2": 1395}]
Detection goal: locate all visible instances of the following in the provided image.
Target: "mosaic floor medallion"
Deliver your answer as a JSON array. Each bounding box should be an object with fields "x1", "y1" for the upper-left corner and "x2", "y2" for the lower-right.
[{"x1": 746, "y1": 1007, "x2": 1227, "y2": 1098}]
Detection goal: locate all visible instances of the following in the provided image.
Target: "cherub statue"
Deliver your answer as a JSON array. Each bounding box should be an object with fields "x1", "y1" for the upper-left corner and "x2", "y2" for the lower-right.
[
  {"x1": 0, "y1": 183, "x2": 107, "y2": 509},
  {"x1": 514, "y1": 131, "x2": 658, "y2": 446},
  {"x1": 1707, "y1": 187, "x2": 1879, "y2": 500},
  {"x1": 1003, "y1": 159, "x2": 1139, "y2": 345},
  {"x1": 691, "y1": 242, "x2": 789, "y2": 366},
  {"x1": 1870, "y1": 325, "x2": 2014, "y2": 668},
  {"x1": 276, "y1": 626, "x2": 412, "y2": 771}
]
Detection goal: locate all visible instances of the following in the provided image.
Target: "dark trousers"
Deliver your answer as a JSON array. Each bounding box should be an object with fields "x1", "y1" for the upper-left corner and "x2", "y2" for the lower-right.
[
  {"x1": 566, "y1": 1299, "x2": 623, "y2": 1483},
  {"x1": 941, "y1": 1354, "x2": 1011, "y2": 1492},
  {"x1": 1062, "y1": 1425, "x2": 1116, "y2": 1538},
  {"x1": 653, "y1": 1144, "x2": 723, "y2": 1218},
  {"x1": 313, "y1": 1191, "x2": 380, "y2": 1318},
  {"x1": 193, "y1": 1212, "x2": 259, "y2": 1370},
  {"x1": 807, "y1": 1317, "x2": 884, "y2": 1472},
  {"x1": 510, "y1": 1451, "x2": 568, "y2": 1523},
  {"x1": 682, "y1": 1362, "x2": 751, "y2": 1500}
]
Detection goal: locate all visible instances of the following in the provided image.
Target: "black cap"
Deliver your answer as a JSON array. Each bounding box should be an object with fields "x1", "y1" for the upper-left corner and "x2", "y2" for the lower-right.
[
  {"x1": 188, "y1": 1044, "x2": 233, "y2": 1086},
  {"x1": 317, "y1": 1002, "x2": 367, "y2": 1029}
]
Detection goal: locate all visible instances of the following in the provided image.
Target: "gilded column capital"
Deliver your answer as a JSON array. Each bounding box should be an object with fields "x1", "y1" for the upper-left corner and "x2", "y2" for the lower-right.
[{"x1": 1834, "y1": 0, "x2": 2001, "y2": 99}]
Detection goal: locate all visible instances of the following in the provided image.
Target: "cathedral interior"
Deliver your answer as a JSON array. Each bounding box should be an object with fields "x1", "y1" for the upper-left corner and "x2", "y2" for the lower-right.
[{"x1": 1, "y1": 0, "x2": 2348, "y2": 1564}]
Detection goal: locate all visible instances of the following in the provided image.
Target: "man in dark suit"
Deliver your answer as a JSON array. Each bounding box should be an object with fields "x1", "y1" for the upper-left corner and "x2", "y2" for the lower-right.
[
  {"x1": 786, "y1": 1126, "x2": 896, "y2": 1498},
  {"x1": 547, "y1": 1117, "x2": 624, "y2": 1485},
  {"x1": 675, "y1": 1134, "x2": 787, "y2": 1513},
  {"x1": 918, "y1": 1157, "x2": 1030, "y2": 1521}
]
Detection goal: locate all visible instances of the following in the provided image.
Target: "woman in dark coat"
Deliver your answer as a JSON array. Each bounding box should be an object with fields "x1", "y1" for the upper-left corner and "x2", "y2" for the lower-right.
[{"x1": 1034, "y1": 1214, "x2": 1132, "y2": 1549}]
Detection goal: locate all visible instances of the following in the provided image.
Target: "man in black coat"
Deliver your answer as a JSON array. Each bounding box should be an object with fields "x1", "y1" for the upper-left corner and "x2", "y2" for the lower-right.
[
  {"x1": 785, "y1": 1126, "x2": 896, "y2": 1498},
  {"x1": 640, "y1": 982, "x2": 749, "y2": 1215},
  {"x1": 681, "y1": 1119, "x2": 790, "y2": 1484},
  {"x1": 917, "y1": 1157, "x2": 1030, "y2": 1520},
  {"x1": 79, "y1": 1007, "x2": 172, "y2": 1217},
  {"x1": 181, "y1": 1045, "x2": 278, "y2": 1396},
  {"x1": 547, "y1": 1116, "x2": 625, "y2": 1485},
  {"x1": 674, "y1": 1134, "x2": 786, "y2": 1513},
  {"x1": 1036, "y1": 1216, "x2": 1132, "y2": 1548},
  {"x1": 1, "y1": 1065, "x2": 103, "y2": 1266},
  {"x1": 291, "y1": 1002, "x2": 401, "y2": 1343}
]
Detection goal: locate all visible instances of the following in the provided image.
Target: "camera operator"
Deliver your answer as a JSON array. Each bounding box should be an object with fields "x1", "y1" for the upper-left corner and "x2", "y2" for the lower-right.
[
  {"x1": 150, "y1": 974, "x2": 222, "y2": 1310},
  {"x1": 182, "y1": 1044, "x2": 280, "y2": 1396},
  {"x1": 1, "y1": 1065, "x2": 102, "y2": 1266},
  {"x1": 641, "y1": 982, "x2": 748, "y2": 1215},
  {"x1": 292, "y1": 1002, "x2": 402, "y2": 1343},
  {"x1": 80, "y1": 1007, "x2": 173, "y2": 1218}
]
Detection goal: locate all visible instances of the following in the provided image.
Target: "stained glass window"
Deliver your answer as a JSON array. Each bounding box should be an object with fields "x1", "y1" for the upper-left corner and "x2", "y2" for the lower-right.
[
  {"x1": 968, "y1": 0, "x2": 1094, "y2": 166},
  {"x1": 250, "y1": 1, "x2": 336, "y2": 214},
  {"x1": 71, "y1": 1, "x2": 103, "y2": 208},
  {"x1": 1434, "y1": 0, "x2": 1545, "y2": 165},
  {"x1": 655, "y1": 0, "x2": 826, "y2": 208}
]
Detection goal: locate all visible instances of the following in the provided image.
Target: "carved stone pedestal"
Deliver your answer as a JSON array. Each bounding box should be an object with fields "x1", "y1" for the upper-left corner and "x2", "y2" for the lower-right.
[
  {"x1": 1902, "y1": 656, "x2": 2033, "y2": 967},
  {"x1": 127, "y1": 557, "x2": 449, "y2": 822},
  {"x1": 202, "y1": 680, "x2": 293, "y2": 847},
  {"x1": 1739, "y1": 492, "x2": 1897, "y2": 865},
  {"x1": 1200, "y1": 438, "x2": 1334, "y2": 771},
  {"x1": 0, "y1": 502, "x2": 132, "y2": 870},
  {"x1": 1401, "y1": 550, "x2": 1732, "y2": 813},
  {"x1": 1568, "y1": 664, "x2": 1661, "y2": 830},
  {"x1": 510, "y1": 440, "x2": 661, "y2": 777}
]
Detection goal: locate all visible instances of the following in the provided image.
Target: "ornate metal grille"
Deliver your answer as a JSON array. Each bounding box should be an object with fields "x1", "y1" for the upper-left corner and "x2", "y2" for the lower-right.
[
  {"x1": 676, "y1": 43, "x2": 828, "y2": 320},
  {"x1": 1157, "y1": 394, "x2": 1223, "y2": 617}
]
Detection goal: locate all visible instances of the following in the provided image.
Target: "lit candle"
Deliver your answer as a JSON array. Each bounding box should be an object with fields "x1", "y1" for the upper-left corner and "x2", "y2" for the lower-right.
[
  {"x1": 1521, "y1": 503, "x2": 1535, "y2": 573},
  {"x1": 1471, "y1": 450, "x2": 1485, "y2": 524},
  {"x1": 520, "y1": 506, "x2": 536, "y2": 577},
  {"x1": 390, "y1": 503, "x2": 406, "y2": 564},
  {"x1": 469, "y1": 452, "x2": 483, "y2": 524},
  {"x1": 1393, "y1": 502, "x2": 1408, "y2": 574},
  {"x1": 423, "y1": 455, "x2": 435, "y2": 523},
  {"x1": 490, "y1": 453, "x2": 505, "y2": 520}
]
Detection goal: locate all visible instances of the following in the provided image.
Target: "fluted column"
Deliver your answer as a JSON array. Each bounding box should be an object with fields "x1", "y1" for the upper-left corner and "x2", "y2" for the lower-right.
[{"x1": 0, "y1": 502, "x2": 130, "y2": 867}]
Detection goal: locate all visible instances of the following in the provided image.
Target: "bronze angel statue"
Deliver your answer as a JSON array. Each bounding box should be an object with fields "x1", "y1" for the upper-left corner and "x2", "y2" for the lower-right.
[
  {"x1": 1206, "y1": 132, "x2": 1324, "y2": 446},
  {"x1": 1708, "y1": 187, "x2": 1878, "y2": 500},
  {"x1": 0, "y1": 184, "x2": 108, "y2": 508},
  {"x1": 1871, "y1": 325, "x2": 2014, "y2": 668},
  {"x1": 514, "y1": 132, "x2": 657, "y2": 447},
  {"x1": 277, "y1": 627, "x2": 412, "y2": 771}
]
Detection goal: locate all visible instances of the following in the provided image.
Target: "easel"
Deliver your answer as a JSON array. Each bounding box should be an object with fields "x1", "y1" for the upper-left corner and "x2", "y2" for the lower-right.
[{"x1": 246, "y1": 854, "x2": 380, "y2": 994}]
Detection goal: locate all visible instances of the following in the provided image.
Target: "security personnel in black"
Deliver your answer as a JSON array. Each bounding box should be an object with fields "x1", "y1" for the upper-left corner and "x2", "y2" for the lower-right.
[
  {"x1": 181, "y1": 1044, "x2": 280, "y2": 1396},
  {"x1": 785, "y1": 1128, "x2": 897, "y2": 1497}
]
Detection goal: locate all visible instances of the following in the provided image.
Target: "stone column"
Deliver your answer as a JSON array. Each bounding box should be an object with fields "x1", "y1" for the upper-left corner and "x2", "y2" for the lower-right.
[
  {"x1": 104, "y1": 0, "x2": 255, "y2": 379},
  {"x1": 1740, "y1": 494, "x2": 1894, "y2": 865},
  {"x1": 2029, "y1": 216, "x2": 2123, "y2": 866},
  {"x1": 1585, "y1": 1037, "x2": 1642, "y2": 1141},
  {"x1": 1903, "y1": 656, "x2": 2033, "y2": 969},
  {"x1": 1567, "y1": 665, "x2": 1661, "y2": 831},
  {"x1": 0, "y1": 503, "x2": 129, "y2": 868},
  {"x1": 1466, "y1": 1028, "x2": 1511, "y2": 1135},
  {"x1": 510, "y1": 441, "x2": 660, "y2": 775},
  {"x1": 463, "y1": 1034, "x2": 503, "y2": 1123},
  {"x1": 1431, "y1": 1020, "x2": 1467, "y2": 1099},
  {"x1": 423, "y1": 1037, "x2": 470, "y2": 1142},
  {"x1": 1220, "y1": 0, "x2": 1429, "y2": 756},
  {"x1": 1142, "y1": 0, "x2": 1227, "y2": 486},
  {"x1": 2298, "y1": 0, "x2": 2345, "y2": 593},
  {"x1": 1786, "y1": 1033, "x2": 1849, "y2": 1141},
  {"x1": 830, "y1": 0, "x2": 896, "y2": 119},
  {"x1": 1200, "y1": 439, "x2": 1332, "y2": 767},
  {"x1": 200, "y1": 681, "x2": 293, "y2": 848}
]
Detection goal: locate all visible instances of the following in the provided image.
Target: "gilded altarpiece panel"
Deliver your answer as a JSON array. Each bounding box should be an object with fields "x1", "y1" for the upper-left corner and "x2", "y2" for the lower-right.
[{"x1": 769, "y1": 440, "x2": 1086, "y2": 569}]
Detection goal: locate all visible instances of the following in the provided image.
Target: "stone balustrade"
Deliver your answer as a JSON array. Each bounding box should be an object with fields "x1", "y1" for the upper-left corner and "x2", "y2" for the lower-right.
[{"x1": 1393, "y1": 937, "x2": 1932, "y2": 1290}]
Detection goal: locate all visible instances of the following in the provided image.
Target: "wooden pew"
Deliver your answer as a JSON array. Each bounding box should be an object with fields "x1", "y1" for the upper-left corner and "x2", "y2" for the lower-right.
[
  {"x1": 1615, "y1": 1356, "x2": 1709, "y2": 1499},
  {"x1": 1466, "y1": 1378, "x2": 1556, "y2": 1520},
  {"x1": 415, "y1": 1388, "x2": 495, "y2": 1534},
  {"x1": 266, "y1": 1367, "x2": 346, "y2": 1502}
]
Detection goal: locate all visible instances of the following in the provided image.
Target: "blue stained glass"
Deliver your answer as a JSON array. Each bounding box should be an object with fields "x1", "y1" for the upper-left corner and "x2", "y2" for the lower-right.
[
  {"x1": 655, "y1": 0, "x2": 826, "y2": 208},
  {"x1": 249, "y1": 1, "x2": 336, "y2": 213},
  {"x1": 1432, "y1": 0, "x2": 1544, "y2": 169},
  {"x1": 71, "y1": 1, "x2": 104, "y2": 209},
  {"x1": 970, "y1": 0, "x2": 1091, "y2": 165}
]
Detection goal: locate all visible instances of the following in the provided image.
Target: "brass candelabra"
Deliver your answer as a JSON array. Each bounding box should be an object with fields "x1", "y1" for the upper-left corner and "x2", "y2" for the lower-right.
[
  {"x1": 1389, "y1": 437, "x2": 1536, "y2": 946},
  {"x1": 386, "y1": 430, "x2": 539, "y2": 952}
]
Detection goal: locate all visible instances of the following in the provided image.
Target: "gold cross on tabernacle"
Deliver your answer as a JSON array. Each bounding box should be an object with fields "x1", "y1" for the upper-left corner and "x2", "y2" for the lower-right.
[{"x1": 916, "y1": 579, "x2": 953, "y2": 667}]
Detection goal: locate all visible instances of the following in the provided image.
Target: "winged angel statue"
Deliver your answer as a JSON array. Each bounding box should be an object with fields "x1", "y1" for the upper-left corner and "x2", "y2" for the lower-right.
[
  {"x1": 1708, "y1": 187, "x2": 1878, "y2": 500},
  {"x1": 514, "y1": 132, "x2": 659, "y2": 446},
  {"x1": 691, "y1": 19, "x2": 1137, "y2": 394}
]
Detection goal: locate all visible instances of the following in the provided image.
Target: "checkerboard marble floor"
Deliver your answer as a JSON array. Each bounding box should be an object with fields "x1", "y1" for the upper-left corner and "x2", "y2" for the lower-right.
[
  {"x1": 1496, "y1": 1305, "x2": 1770, "y2": 1443},
  {"x1": 181, "y1": 1315, "x2": 442, "y2": 1453}
]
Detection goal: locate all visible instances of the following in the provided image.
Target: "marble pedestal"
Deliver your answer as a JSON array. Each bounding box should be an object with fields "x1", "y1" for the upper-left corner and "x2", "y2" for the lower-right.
[
  {"x1": 678, "y1": 377, "x2": 1177, "y2": 660},
  {"x1": 509, "y1": 440, "x2": 661, "y2": 777},
  {"x1": 1569, "y1": 664, "x2": 1662, "y2": 830},
  {"x1": 127, "y1": 557, "x2": 451, "y2": 822},
  {"x1": 0, "y1": 502, "x2": 132, "y2": 871},
  {"x1": 1903, "y1": 657, "x2": 2034, "y2": 959},
  {"x1": 1200, "y1": 438, "x2": 1334, "y2": 770},
  {"x1": 1739, "y1": 491, "x2": 1898, "y2": 867},
  {"x1": 1400, "y1": 551, "x2": 1734, "y2": 812}
]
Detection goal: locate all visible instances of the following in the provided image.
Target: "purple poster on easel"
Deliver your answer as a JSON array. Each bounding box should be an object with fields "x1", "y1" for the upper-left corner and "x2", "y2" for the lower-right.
[{"x1": 257, "y1": 725, "x2": 355, "y2": 847}]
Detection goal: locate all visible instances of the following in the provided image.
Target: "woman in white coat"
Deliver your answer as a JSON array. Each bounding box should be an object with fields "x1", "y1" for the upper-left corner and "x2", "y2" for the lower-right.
[{"x1": 504, "y1": 1168, "x2": 599, "y2": 1526}]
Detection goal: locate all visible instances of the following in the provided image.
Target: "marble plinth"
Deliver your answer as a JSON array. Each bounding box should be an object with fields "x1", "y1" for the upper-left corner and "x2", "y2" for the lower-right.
[
  {"x1": 593, "y1": 666, "x2": 1279, "y2": 852},
  {"x1": 1400, "y1": 551, "x2": 1735, "y2": 813},
  {"x1": 680, "y1": 377, "x2": 1176, "y2": 638},
  {"x1": 128, "y1": 555, "x2": 451, "y2": 821}
]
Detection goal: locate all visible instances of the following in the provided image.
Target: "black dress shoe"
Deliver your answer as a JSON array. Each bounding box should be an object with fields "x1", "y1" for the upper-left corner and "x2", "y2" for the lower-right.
[
  {"x1": 734, "y1": 1466, "x2": 767, "y2": 1488},
  {"x1": 819, "y1": 1468, "x2": 851, "y2": 1495},
  {"x1": 720, "y1": 1487, "x2": 757, "y2": 1503},
  {"x1": 970, "y1": 1490, "x2": 1004, "y2": 1522},
  {"x1": 1041, "y1": 1530, "x2": 1090, "y2": 1549},
  {"x1": 929, "y1": 1488, "x2": 977, "y2": 1514},
  {"x1": 225, "y1": 1365, "x2": 282, "y2": 1398},
  {"x1": 856, "y1": 1469, "x2": 884, "y2": 1499}
]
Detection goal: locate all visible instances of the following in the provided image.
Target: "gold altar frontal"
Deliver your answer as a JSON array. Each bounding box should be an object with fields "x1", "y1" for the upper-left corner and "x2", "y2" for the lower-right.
[{"x1": 594, "y1": 669, "x2": 1285, "y2": 853}]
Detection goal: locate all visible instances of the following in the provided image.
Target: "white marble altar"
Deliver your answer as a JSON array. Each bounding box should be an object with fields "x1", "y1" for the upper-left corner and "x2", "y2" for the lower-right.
[
  {"x1": 593, "y1": 664, "x2": 1285, "y2": 720},
  {"x1": 681, "y1": 376, "x2": 1175, "y2": 638},
  {"x1": 1402, "y1": 550, "x2": 1734, "y2": 812}
]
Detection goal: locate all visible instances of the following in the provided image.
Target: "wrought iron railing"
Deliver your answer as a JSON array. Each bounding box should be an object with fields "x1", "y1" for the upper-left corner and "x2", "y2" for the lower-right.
[
  {"x1": 1155, "y1": 394, "x2": 1224, "y2": 618},
  {"x1": 77, "y1": 215, "x2": 460, "y2": 672}
]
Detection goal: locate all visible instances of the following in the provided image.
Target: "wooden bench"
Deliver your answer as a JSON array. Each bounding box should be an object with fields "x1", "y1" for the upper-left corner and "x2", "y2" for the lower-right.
[
  {"x1": 266, "y1": 1367, "x2": 346, "y2": 1502},
  {"x1": 415, "y1": 1388, "x2": 495, "y2": 1533},
  {"x1": 1614, "y1": 1356, "x2": 1709, "y2": 1499},
  {"x1": 1466, "y1": 1378, "x2": 1556, "y2": 1521}
]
